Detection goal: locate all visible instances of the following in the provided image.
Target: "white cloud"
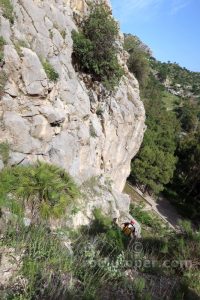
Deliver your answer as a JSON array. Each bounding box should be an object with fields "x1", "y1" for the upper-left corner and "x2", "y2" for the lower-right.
[
  {"x1": 170, "y1": 0, "x2": 191, "y2": 14},
  {"x1": 111, "y1": 0, "x2": 192, "y2": 23},
  {"x1": 111, "y1": 0, "x2": 163, "y2": 23}
]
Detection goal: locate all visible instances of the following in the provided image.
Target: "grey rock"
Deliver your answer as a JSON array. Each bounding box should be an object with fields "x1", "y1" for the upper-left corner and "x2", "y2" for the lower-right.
[
  {"x1": 21, "y1": 48, "x2": 48, "y2": 95},
  {"x1": 5, "y1": 81, "x2": 18, "y2": 97},
  {"x1": 1, "y1": 94, "x2": 19, "y2": 111},
  {"x1": 0, "y1": 16, "x2": 12, "y2": 44},
  {"x1": 3, "y1": 111, "x2": 41, "y2": 153},
  {"x1": 39, "y1": 106, "x2": 65, "y2": 125},
  {"x1": 90, "y1": 115, "x2": 102, "y2": 137},
  {"x1": 4, "y1": 45, "x2": 21, "y2": 76},
  {"x1": 23, "y1": 217, "x2": 31, "y2": 227},
  {"x1": 9, "y1": 152, "x2": 26, "y2": 166},
  {"x1": 31, "y1": 115, "x2": 54, "y2": 141},
  {"x1": 112, "y1": 189, "x2": 130, "y2": 214}
]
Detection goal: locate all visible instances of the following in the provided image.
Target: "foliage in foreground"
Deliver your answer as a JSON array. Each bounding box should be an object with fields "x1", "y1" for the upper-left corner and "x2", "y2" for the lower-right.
[
  {"x1": 0, "y1": 162, "x2": 80, "y2": 221},
  {"x1": 0, "y1": 162, "x2": 199, "y2": 299},
  {"x1": 72, "y1": 4, "x2": 124, "y2": 90},
  {"x1": 1, "y1": 205, "x2": 200, "y2": 300},
  {"x1": 1, "y1": 224, "x2": 72, "y2": 300}
]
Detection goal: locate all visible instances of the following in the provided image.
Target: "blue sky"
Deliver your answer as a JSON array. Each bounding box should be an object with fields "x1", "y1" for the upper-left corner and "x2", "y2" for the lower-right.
[{"x1": 110, "y1": 0, "x2": 200, "y2": 72}]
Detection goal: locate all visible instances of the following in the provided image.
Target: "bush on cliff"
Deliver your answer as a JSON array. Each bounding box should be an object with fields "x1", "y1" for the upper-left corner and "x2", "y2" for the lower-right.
[
  {"x1": 0, "y1": 36, "x2": 5, "y2": 63},
  {"x1": 0, "y1": 0, "x2": 14, "y2": 23},
  {"x1": 0, "y1": 162, "x2": 80, "y2": 222},
  {"x1": 42, "y1": 60, "x2": 59, "y2": 82},
  {"x1": 72, "y1": 4, "x2": 124, "y2": 90},
  {"x1": 124, "y1": 34, "x2": 150, "y2": 88}
]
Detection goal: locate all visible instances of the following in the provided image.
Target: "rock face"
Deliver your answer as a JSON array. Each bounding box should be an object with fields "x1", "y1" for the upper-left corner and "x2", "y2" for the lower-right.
[{"x1": 0, "y1": 0, "x2": 145, "y2": 195}]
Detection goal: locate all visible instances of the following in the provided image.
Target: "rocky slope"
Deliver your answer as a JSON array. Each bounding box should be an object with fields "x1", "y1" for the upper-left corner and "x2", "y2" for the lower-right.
[{"x1": 0, "y1": 0, "x2": 145, "y2": 220}]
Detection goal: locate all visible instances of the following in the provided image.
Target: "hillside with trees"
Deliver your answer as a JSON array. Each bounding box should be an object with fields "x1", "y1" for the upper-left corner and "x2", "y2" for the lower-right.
[
  {"x1": 151, "y1": 59, "x2": 200, "y2": 98},
  {"x1": 126, "y1": 34, "x2": 200, "y2": 221}
]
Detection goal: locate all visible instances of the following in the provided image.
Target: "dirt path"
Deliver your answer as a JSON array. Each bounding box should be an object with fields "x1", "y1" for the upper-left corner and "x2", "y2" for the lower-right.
[{"x1": 124, "y1": 183, "x2": 183, "y2": 231}]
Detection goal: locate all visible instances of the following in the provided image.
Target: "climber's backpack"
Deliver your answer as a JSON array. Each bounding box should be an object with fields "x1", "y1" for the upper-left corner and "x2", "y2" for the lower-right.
[{"x1": 122, "y1": 225, "x2": 133, "y2": 236}]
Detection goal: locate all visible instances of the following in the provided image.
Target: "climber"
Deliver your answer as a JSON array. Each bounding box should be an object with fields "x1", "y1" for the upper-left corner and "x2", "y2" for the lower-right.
[
  {"x1": 122, "y1": 219, "x2": 141, "y2": 239},
  {"x1": 122, "y1": 220, "x2": 136, "y2": 238}
]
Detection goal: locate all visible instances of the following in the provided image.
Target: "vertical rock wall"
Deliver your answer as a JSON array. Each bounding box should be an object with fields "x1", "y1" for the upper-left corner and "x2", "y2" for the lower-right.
[{"x1": 0, "y1": 0, "x2": 145, "y2": 192}]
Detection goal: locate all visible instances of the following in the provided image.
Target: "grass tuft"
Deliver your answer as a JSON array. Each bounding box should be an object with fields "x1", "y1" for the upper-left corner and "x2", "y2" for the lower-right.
[
  {"x1": 0, "y1": 142, "x2": 9, "y2": 165},
  {"x1": 42, "y1": 60, "x2": 59, "y2": 82}
]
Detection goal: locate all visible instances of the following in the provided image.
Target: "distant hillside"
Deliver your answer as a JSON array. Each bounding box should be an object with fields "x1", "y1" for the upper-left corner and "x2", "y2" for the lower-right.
[
  {"x1": 125, "y1": 34, "x2": 200, "y2": 221},
  {"x1": 124, "y1": 34, "x2": 200, "y2": 100},
  {"x1": 151, "y1": 59, "x2": 200, "y2": 98}
]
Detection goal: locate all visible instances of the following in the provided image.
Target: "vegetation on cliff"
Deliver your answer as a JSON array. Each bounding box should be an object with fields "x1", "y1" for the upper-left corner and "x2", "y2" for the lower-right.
[
  {"x1": 124, "y1": 34, "x2": 150, "y2": 88},
  {"x1": 72, "y1": 4, "x2": 124, "y2": 90},
  {"x1": 0, "y1": 163, "x2": 80, "y2": 221},
  {"x1": 0, "y1": 0, "x2": 14, "y2": 23}
]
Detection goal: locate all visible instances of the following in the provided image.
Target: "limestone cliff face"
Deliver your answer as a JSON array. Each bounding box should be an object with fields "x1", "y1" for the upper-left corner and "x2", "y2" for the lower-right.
[
  {"x1": 67, "y1": 0, "x2": 111, "y2": 14},
  {"x1": 0, "y1": 0, "x2": 145, "y2": 193}
]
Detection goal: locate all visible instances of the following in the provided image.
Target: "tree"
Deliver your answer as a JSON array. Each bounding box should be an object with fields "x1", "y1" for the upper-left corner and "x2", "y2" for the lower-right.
[
  {"x1": 124, "y1": 35, "x2": 150, "y2": 87},
  {"x1": 175, "y1": 100, "x2": 200, "y2": 133},
  {"x1": 132, "y1": 146, "x2": 177, "y2": 194},
  {"x1": 168, "y1": 120, "x2": 200, "y2": 219},
  {"x1": 72, "y1": 4, "x2": 123, "y2": 90},
  {"x1": 131, "y1": 77, "x2": 179, "y2": 194}
]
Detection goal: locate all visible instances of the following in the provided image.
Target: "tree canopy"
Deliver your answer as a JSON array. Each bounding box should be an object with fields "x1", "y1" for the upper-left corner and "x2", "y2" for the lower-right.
[{"x1": 131, "y1": 83, "x2": 179, "y2": 194}]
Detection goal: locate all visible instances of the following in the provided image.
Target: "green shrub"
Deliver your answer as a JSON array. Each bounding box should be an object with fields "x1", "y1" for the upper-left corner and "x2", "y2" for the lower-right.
[
  {"x1": 0, "y1": 0, "x2": 14, "y2": 23},
  {"x1": 0, "y1": 162, "x2": 80, "y2": 221},
  {"x1": 0, "y1": 142, "x2": 9, "y2": 165},
  {"x1": 0, "y1": 36, "x2": 5, "y2": 63},
  {"x1": 89, "y1": 209, "x2": 127, "y2": 255},
  {"x1": 60, "y1": 30, "x2": 66, "y2": 39},
  {"x1": 0, "y1": 70, "x2": 7, "y2": 97},
  {"x1": 179, "y1": 220, "x2": 193, "y2": 237},
  {"x1": 0, "y1": 36, "x2": 5, "y2": 49},
  {"x1": 133, "y1": 277, "x2": 146, "y2": 295},
  {"x1": 89, "y1": 123, "x2": 97, "y2": 138},
  {"x1": 42, "y1": 60, "x2": 59, "y2": 81},
  {"x1": 183, "y1": 270, "x2": 200, "y2": 296},
  {"x1": 14, "y1": 40, "x2": 28, "y2": 56},
  {"x1": 72, "y1": 4, "x2": 124, "y2": 90},
  {"x1": 130, "y1": 203, "x2": 153, "y2": 227},
  {"x1": 124, "y1": 35, "x2": 150, "y2": 87},
  {"x1": 92, "y1": 208, "x2": 112, "y2": 233}
]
